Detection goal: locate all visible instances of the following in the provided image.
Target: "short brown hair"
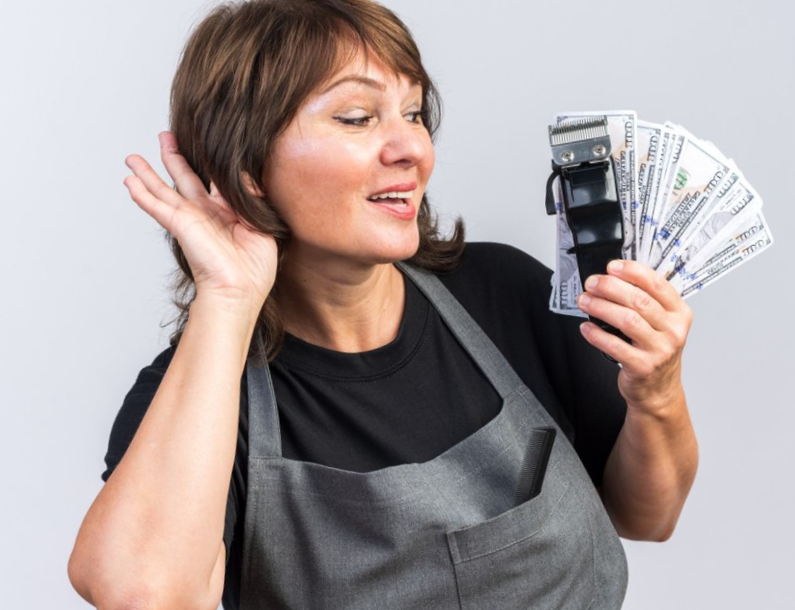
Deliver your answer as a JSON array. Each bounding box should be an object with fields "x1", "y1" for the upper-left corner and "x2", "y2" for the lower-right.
[{"x1": 167, "y1": 0, "x2": 464, "y2": 360}]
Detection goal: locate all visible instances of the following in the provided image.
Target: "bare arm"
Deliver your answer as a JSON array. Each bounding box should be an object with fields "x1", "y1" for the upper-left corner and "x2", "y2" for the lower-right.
[
  {"x1": 68, "y1": 133, "x2": 277, "y2": 610},
  {"x1": 577, "y1": 260, "x2": 698, "y2": 541}
]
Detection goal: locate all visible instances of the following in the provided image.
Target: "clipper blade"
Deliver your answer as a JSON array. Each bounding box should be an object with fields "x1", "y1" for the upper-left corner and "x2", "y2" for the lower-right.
[{"x1": 549, "y1": 116, "x2": 612, "y2": 167}]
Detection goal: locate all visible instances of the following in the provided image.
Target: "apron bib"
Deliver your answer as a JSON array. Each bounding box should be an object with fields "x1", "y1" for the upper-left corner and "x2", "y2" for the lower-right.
[{"x1": 241, "y1": 263, "x2": 628, "y2": 609}]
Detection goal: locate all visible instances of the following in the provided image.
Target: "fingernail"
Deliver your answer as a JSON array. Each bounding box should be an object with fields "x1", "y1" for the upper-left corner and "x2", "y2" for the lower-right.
[
  {"x1": 580, "y1": 322, "x2": 591, "y2": 336},
  {"x1": 579, "y1": 293, "x2": 591, "y2": 307},
  {"x1": 609, "y1": 260, "x2": 624, "y2": 272},
  {"x1": 585, "y1": 276, "x2": 598, "y2": 289}
]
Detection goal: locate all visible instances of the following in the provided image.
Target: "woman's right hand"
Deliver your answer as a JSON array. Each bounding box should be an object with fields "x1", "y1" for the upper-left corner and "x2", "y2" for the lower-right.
[
  {"x1": 71, "y1": 132, "x2": 271, "y2": 609},
  {"x1": 124, "y1": 132, "x2": 278, "y2": 311}
]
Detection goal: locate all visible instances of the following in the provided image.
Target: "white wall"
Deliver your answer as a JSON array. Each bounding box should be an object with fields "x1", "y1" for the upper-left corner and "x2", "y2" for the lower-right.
[{"x1": 1, "y1": 0, "x2": 792, "y2": 607}]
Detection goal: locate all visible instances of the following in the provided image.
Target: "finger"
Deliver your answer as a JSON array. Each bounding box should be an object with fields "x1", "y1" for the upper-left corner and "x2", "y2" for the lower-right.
[
  {"x1": 125, "y1": 154, "x2": 184, "y2": 207},
  {"x1": 579, "y1": 320, "x2": 643, "y2": 365},
  {"x1": 123, "y1": 175, "x2": 175, "y2": 229},
  {"x1": 578, "y1": 291, "x2": 657, "y2": 347},
  {"x1": 582, "y1": 272, "x2": 669, "y2": 332},
  {"x1": 606, "y1": 260, "x2": 683, "y2": 312},
  {"x1": 159, "y1": 132, "x2": 209, "y2": 201}
]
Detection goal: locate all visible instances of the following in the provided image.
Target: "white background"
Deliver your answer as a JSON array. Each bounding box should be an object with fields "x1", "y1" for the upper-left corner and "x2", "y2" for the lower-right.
[{"x1": 1, "y1": 0, "x2": 793, "y2": 607}]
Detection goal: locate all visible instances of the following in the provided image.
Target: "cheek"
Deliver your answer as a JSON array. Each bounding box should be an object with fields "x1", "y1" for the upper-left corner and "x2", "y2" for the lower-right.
[
  {"x1": 278, "y1": 135, "x2": 371, "y2": 197},
  {"x1": 266, "y1": 144, "x2": 327, "y2": 212},
  {"x1": 414, "y1": 130, "x2": 435, "y2": 183},
  {"x1": 423, "y1": 143, "x2": 436, "y2": 180},
  {"x1": 265, "y1": 139, "x2": 372, "y2": 237}
]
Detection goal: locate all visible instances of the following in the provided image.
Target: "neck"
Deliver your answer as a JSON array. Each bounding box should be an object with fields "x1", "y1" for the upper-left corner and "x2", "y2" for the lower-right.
[{"x1": 275, "y1": 251, "x2": 406, "y2": 353}]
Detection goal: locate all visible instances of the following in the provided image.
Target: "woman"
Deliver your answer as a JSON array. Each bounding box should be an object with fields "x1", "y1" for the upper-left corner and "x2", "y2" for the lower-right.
[{"x1": 68, "y1": 0, "x2": 698, "y2": 608}]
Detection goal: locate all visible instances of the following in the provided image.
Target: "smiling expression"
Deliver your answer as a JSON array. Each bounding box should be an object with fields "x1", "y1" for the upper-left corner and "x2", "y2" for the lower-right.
[{"x1": 263, "y1": 50, "x2": 436, "y2": 272}]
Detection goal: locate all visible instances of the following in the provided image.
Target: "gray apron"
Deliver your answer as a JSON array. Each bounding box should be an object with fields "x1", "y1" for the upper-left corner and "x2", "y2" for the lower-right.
[{"x1": 241, "y1": 263, "x2": 628, "y2": 609}]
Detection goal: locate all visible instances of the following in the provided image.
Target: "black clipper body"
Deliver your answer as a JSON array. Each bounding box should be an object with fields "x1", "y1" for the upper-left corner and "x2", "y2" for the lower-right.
[{"x1": 546, "y1": 117, "x2": 630, "y2": 350}]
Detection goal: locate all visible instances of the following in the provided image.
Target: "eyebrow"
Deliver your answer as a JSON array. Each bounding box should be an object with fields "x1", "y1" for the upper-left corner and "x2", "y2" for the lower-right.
[
  {"x1": 321, "y1": 75, "x2": 387, "y2": 94},
  {"x1": 320, "y1": 75, "x2": 421, "y2": 95}
]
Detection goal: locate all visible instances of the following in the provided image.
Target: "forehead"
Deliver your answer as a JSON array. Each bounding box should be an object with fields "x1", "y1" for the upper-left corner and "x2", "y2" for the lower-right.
[{"x1": 318, "y1": 47, "x2": 421, "y2": 95}]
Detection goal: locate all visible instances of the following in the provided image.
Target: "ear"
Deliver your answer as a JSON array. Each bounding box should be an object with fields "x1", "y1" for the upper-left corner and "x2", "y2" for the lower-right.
[{"x1": 241, "y1": 172, "x2": 266, "y2": 197}]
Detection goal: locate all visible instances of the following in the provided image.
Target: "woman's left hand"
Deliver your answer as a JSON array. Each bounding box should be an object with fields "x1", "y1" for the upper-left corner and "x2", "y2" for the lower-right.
[
  {"x1": 578, "y1": 259, "x2": 698, "y2": 541},
  {"x1": 577, "y1": 259, "x2": 693, "y2": 413}
]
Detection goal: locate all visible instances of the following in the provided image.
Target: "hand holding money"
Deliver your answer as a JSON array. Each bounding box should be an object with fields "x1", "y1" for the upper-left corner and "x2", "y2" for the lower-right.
[
  {"x1": 548, "y1": 111, "x2": 773, "y2": 318},
  {"x1": 578, "y1": 259, "x2": 692, "y2": 411}
]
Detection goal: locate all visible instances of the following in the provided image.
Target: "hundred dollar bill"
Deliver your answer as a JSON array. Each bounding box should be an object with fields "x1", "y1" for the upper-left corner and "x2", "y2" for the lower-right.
[
  {"x1": 556, "y1": 110, "x2": 638, "y2": 259},
  {"x1": 662, "y1": 175, "x2": 761, "y2": 278},
  {"x1": 655, "y1": 126, "x2": 689, "y2": 226},
  {"x1": 636, "y1": 120, "x2": 663, "y2": 260},
  {"x1": 549, "y1": 177, "x2": 588, "y2": 318},
  {"x1": 640, "y1": 123, "x2": 683, "y2": 262},
  {"x1": 647, "y1": 134, "x2": 734, "y2": 270},
  {"x1": 674, "y1": 212, "x2": 774, "y2": 297}
]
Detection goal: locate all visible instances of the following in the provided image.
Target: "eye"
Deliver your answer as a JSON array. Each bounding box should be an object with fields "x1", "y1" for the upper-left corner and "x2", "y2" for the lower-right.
[
  {"x1": 335, "y1": 115, "x2": 372, "y2": 127},
  {"x1": 405, "y1": 110, "x2": 426, "y2": 124}
]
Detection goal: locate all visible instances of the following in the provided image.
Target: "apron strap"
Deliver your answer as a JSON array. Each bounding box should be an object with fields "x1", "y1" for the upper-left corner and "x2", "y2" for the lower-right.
[
  {"x1": 246, "y1": 344, "x2": 283, "y2": 459},
  {"x1": 397, "y1": 262, "x2": 524, "y2": 400}
]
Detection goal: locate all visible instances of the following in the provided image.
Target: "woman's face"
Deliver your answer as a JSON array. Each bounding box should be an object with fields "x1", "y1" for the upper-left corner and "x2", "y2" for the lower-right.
[{"x1": 264, "y1": 50, "x2": 435, "y2": 271}]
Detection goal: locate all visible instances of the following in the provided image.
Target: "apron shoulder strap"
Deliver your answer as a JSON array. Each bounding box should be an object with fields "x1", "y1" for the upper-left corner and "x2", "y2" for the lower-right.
[{"x1": 246, "y1": 345, "x2": 283, "y2": 459}]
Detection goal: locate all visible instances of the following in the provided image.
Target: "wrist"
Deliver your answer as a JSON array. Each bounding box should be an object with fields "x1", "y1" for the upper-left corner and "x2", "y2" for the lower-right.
[
  {"x1": 622, "y1": 380, "x2": 688, "y2": 424},
  {"x1": 191, "y1": 292, "x2": 263, "y2": 324},
  {"x1": 185, "y1": 294, "x2": 263, "y2": 364},
  {"x1": 619, "y1": 362, "x2": 686, "y2": 417}
]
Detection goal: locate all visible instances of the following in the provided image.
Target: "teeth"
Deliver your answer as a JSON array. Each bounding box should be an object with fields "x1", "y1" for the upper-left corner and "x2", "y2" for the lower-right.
[{"x1": 368, "y1": 190, "x2": 414, "y2": 201}]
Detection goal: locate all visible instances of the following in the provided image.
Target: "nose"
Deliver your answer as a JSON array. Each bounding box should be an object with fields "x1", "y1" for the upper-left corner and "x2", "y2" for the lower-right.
[{"x1": 379, "y1": 115, "x2": 433, "y2": 169}]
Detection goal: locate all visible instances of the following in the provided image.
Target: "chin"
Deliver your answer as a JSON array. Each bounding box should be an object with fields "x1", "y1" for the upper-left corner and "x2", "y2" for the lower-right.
[
  {"x1": 369, "y1": 231, "x2": 420, "y2": 264},
  {"x1": 289, "y1": 227, "x2": 420, "y2": 269}
]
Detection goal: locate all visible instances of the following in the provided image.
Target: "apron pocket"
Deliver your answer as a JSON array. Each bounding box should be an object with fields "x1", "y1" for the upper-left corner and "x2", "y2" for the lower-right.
[{"x1": 446, "y1": 470, "x2": 595, "y2": 610}]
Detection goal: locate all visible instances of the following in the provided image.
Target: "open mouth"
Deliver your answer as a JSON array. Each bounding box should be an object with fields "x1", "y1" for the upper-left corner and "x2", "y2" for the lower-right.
[
  {"x1": 366, "y1": 190, "x2": 413, "y2": 206},
  {"x1": 365, "y1": 189, "x2": 417, "y2": 220}
]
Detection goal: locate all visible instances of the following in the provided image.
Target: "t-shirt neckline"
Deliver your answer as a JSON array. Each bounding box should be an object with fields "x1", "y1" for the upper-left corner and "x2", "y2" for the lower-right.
[{"x1": 276, "y1": 271, "x2": 430, "y2": 381}]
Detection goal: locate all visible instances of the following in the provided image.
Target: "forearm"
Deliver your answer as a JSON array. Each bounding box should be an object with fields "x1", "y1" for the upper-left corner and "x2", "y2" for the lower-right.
[
  {"x1": 69, "y1": 296, "x2": 258, "y2": 609},
  {"x1": 601, "y1": 383, "x2": 698, "y2": 542},
  {"x1": 574, "y1": 260, "x2": 698, "y2": 541}
]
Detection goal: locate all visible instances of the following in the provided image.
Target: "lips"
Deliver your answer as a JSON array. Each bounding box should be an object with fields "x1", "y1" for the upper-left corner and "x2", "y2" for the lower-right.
[
  {"x1": 365, "y1": 182, "x2": 418, "y2": 220},
  {"x1": 367, "y1": 190, "x2": 414, "y2": 202},
  {"x1": 365, "y1": 185, "x2": 416, "y2": 221},
  {"x1": 366, "y1": 182, "x2": 417, "y2": 201}
]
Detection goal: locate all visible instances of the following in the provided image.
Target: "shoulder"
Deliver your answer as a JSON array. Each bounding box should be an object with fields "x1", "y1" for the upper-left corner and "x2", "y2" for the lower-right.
[
  {"x1": 436, "y1": 242, "x2": 554, "y2": 330},
  {"x1": 117, "y1": 346, "x2": 177, "y2": 408},
  {"x1": 439, "y1": 242, "x2": 552, "y2": 287},
  {"x1": 130, "y1": 346, "x2": 177, "y2": 386}
]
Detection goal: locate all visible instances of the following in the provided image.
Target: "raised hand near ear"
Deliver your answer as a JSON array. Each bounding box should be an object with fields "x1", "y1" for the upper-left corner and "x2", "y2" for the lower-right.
[{"x1": 124, "y1": 132, "x2": 278, "y2": 312}]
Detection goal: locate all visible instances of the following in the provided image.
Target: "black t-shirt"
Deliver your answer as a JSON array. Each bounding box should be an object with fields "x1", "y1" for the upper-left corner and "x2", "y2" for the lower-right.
[{"x1": 102, "y1": 242, "x2": 627, "y2": 608}]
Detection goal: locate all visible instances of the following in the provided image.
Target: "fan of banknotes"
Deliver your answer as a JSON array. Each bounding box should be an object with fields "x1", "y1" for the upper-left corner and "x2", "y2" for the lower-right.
[{"x1": 548, "y1": 110, "x2": 773, "y2": 318}]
